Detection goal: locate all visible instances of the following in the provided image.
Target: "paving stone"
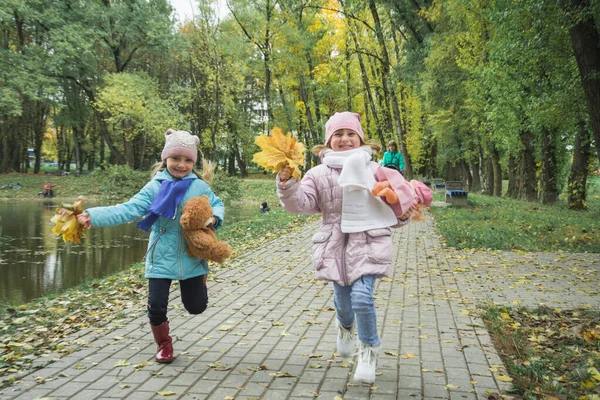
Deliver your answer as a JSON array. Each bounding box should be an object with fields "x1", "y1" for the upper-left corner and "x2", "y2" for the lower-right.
[{"x1": 6, "y1": 219, "x2": 599, "y2": 399}]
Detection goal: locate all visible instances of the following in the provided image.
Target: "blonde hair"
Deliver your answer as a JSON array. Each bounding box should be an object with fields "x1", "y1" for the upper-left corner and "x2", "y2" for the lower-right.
[
  {"x1": 311, "y1": 140, "x2": 381, "y2": 156},
  {"x1": 151, "y1": 158, "x2": 215, "y2": 184}
]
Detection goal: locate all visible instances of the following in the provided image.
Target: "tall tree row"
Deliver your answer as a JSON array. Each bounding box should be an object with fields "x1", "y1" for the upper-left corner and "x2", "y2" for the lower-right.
[{"x1": 1, "y1": 0, "x2": 598, "y2": 209}]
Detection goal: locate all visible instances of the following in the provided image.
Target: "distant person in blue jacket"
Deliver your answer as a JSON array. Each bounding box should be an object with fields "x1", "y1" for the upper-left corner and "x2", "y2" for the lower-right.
[
  {"x1": 381, "y1": 140, "x2": 404, "y2": 174},
  {"x1": 77, "y1": 129, "x2": 225, "y2": 364}
]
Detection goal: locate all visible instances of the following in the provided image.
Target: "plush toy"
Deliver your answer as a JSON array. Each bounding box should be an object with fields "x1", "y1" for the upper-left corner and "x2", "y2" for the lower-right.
[
  {"x1": 371, "y1": 179, "x2": 433, "y2": 222},
  {"x1": 180, "y1": 195, "x2": 232, "y2": 264}
]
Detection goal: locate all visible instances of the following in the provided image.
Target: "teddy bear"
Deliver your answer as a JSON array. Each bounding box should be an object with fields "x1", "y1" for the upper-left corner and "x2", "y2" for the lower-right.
[{"x1": 180, "y1": 195, "x2": 232, "y2": 264}]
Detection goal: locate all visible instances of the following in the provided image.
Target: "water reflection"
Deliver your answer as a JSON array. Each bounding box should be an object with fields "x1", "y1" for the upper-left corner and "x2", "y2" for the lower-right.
[{"x1": 0, "y1": 200, "x2": 255, "y2": 306}]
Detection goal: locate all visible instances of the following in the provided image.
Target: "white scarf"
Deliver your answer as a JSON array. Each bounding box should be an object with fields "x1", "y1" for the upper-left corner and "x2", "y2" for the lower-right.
[{"x1": 322, "y1": 148, "x2": 398, "y2": 233}]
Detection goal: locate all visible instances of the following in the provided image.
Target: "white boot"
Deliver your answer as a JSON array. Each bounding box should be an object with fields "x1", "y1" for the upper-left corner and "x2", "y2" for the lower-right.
[
  {"x1": 336, "y1": 320, "x2": 355, "y2": 357},
  {"x1": 354, "y1": 341, "x2": 379, "y2": 383}
]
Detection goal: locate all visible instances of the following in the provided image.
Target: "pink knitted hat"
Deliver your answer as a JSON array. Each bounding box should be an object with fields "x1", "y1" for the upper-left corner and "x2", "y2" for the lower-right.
[
  {"x1": 325, "y1": 112, "x2": 365, "y2": 144},
  {"x1": 161, "y1": 129, "x2": 200, "y2": 163}
]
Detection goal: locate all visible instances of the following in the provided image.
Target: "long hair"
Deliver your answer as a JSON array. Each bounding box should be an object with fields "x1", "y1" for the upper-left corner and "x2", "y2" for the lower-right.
[{"x1": 151, "y1": 158, "x2": 215, "y2": 184}]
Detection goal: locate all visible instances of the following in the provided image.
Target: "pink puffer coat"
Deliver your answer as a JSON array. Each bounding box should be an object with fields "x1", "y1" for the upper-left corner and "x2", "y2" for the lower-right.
[{"x1": 277, "y1": 162, "x2": 409, "y2": 286}]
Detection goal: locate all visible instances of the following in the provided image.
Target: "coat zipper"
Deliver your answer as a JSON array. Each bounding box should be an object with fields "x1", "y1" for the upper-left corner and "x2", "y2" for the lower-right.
[
  {"x1": 342, "y1": 233, "x2": 349, "y2": 286},
  {"x1": 178, "y1": 203, "x2": 184, "y2": 280},
  {"x1": 144, "y1": 228, "x2": 166, "y2": 262}
]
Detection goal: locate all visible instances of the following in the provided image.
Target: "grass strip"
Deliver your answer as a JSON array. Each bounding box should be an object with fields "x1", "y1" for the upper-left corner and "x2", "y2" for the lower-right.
[{"x1": 482, "y1": 304, "x2": 600, "y2": 399}]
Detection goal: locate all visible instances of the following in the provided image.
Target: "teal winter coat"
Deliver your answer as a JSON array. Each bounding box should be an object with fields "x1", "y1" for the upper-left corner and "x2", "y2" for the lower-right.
[{"x1": 85, "y1": 170, "x2": 225, "y2": 281}]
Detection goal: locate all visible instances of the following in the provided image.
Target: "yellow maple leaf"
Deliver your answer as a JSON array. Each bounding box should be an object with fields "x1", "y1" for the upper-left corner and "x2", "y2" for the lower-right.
[
  {"x1": 51, "y1": 196, "x2": 87, "y2": 244},
  {"x1": 252, "y1": 127, "x2": 305, "y2": 180}
]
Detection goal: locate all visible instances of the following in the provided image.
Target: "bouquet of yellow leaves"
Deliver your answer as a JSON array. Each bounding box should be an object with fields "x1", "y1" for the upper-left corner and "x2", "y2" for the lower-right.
[
  {"x1": 51, "y1": 196, "x2": 87, "y2": 244},
  {"x1": 252, "y1": 127, "x2": 305, "y2": 180}
]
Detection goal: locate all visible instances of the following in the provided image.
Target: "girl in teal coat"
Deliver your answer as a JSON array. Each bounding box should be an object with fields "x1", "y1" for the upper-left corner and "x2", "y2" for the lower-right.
[{"x1": 77, "y1": 129, "x2": 225, "y2": 364}]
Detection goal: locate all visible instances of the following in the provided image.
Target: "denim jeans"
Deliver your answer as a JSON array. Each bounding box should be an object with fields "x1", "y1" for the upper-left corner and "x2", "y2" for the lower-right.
[
  {"x1": 147, "y1": 275, "x2": 208, "y2": 326},
  {"x1": 333, "y1": 274, "x2": 380, "y2": 346}
]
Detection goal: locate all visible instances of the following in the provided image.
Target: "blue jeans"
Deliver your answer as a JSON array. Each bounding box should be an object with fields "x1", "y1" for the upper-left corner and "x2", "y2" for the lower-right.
[{"x1": 333, "y1": 275, "x2": 380, "y2": 347}]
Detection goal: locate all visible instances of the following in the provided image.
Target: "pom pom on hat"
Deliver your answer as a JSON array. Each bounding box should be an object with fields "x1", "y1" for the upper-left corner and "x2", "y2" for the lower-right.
[
  {"x1": 161, "y1": 129, "x2": 200, "y2": 163},
  {"x1": 325, "y1": 112, "x2": 365, "y2": 144}
]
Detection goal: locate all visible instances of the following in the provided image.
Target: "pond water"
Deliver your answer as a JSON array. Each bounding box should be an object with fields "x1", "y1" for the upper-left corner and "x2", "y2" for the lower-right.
[{"x1": 0, "y1": 200, "x2": 255, "y2": 306}]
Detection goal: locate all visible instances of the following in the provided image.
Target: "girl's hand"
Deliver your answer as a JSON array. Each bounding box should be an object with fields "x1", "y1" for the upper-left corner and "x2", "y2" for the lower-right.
[
  {"x1": 278, "y1": 165, "x2": 292, "y2": 182},
  {"x1": 77, "y1": 212, "x2": 92, "y2": 227},
  {"x1": 371, "y1": 181, "x2": 399, "y2": 204}
]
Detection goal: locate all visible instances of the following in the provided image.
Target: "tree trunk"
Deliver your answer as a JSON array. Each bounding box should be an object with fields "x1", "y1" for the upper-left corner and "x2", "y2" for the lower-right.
[
  {"x1": 540, "y1": 126, "x2": 558, "y2": 204},
  {"x1": 99, "y1": 133, "x2": 106, "y2": 170},
  {"x1": 211, "y1": 61, "x2": 221, "y2": 161},
  {"x1": 368, "y1": 0, "x2": 412, "y2": 179},
  {"x1": 483, "y1": 156, "x2": 493, "y2": 195},
  {"x1": 32, "y1": 100, "x2": 48, "y2": 175},
  {"x1": 469, "y1": 159, "x2": 482, "y2": 192},
  {"x1": 56, "y1": 125, "x2": 65, "y2": 173},
  {"x1": 563, "y1": 0, "x2": 600, "y2": 164},
  {"x1": 263, "y1": 0, "x2": 274, "y2": 129},
  {"x1": 73, "y1": 125, "x2": 84, "y2": 173},
  {"x1": 96, "y1": 111, "x2": 126, "y2": 165},
  {"x1": 227, "y1": 152, "x2": 236, "y2": 176},
  {"x1": 426, "y1": 135, "x2": 438, "y2": 179},
  {"x1": 305, "y1": 54, "x2": 322, "y2": 123},
  {"x1": 490, "y1": 146, "x2": 502, "y2": 197},
  {"x1": 234, "y1": 143, "x2": 247, "y2": 178},
  {"x1": 506, "y1": 155, "x2": 518, "y2": 198},
  {"x1": 567, "y1": 120, "x2": 591, "y2": 210},
  {"x1": 123, "y1": 130, "x2": 135, "y2": 169},
  {"x1": 345, "y1": 34, "x2": 352, "y2": 111},
  {"x1": 348, "y1": 20, "x2": 385, "y2": 147},
  {"x1": 519, "y1": 131, "x2": 538, "y2": 201},
  {"x1": 460, "y1": 159, "x2": 471, "y2": 189},
  {"x1": 277, "y1": 84, "x2": 294, "y2": 132}
]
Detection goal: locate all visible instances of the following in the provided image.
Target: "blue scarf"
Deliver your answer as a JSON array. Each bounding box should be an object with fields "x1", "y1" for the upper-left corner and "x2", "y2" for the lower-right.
[{"x1": 136, "y1": 179, "x2": 194, "y2": 232}]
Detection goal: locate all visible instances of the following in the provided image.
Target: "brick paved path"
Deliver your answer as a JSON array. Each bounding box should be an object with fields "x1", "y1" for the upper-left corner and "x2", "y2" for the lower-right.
[{"x1": 2, "y1": 216, "x2": 599, "y2": 400}]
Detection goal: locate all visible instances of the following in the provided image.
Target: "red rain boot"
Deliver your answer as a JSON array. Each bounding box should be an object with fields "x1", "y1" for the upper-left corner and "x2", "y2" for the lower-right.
[{"x1": 150, "y1": 321, "x2": 174, "y2": 363}]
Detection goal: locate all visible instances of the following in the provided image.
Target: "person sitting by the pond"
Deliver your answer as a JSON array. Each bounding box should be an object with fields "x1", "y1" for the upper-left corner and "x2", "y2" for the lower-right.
[
  {"x1": 76, "y1": 128, "x2": 225, "y2": 365},
  {"x1": 260, "y1": 201, "x2": 270, "y2": 213},
  {"x1": 42, "y1": 182, "x2": 57, "y2": 198}
]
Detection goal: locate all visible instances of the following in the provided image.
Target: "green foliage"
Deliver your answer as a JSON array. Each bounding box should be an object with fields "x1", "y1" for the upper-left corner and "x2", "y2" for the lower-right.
[
  {"x1": 93, "y1": 165, "x2": 149, "y2": 201},
  {"x1": 210, "y1": 173, "x2": 241, "y2": 203},
  {"x1": 95, "y1": 72, "x2": 181, "y2": 145}
]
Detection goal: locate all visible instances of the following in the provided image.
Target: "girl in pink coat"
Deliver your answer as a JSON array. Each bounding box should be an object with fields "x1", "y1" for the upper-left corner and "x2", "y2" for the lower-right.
[{"x1": 277, "y1": 112, "x2": 418, "y2": 384}]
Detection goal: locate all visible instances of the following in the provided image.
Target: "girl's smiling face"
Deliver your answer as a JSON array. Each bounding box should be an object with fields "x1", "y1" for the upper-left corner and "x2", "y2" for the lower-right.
[
  {"x1": 166, "y1": 155, "x2": 194, "y2": 179},
  {"x1": 329, "y1": 129, "x2": 362, "y2": 151}
]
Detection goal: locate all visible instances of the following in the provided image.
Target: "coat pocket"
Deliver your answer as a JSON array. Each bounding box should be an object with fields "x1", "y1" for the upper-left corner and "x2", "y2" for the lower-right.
[
  {"x1": 365, "y1": 228, "x2": 392, "y2": 263},
  {"x1": 311, "y1": 231, "x2": 332, "y2": 271}
]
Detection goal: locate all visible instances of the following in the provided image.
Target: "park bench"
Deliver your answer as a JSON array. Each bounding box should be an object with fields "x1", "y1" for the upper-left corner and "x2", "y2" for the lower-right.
[
  {"x1": 445, "y1": 181, "x2": 468, "y2": 205},
  {"x1": 432, "y1": 178, "x2": 445, "y2": 192}
]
